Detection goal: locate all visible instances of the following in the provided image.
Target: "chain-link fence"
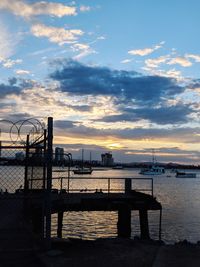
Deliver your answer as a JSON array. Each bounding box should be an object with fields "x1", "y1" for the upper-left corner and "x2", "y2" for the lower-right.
[{"x1": 0, "y1": 118, "x2": 53, "y2": 249}]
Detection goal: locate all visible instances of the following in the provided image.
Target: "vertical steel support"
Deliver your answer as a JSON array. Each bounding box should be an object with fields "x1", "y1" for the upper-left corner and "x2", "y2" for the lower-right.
[
  {"x1": 159, "y1": 208, "x2": 162, "y2": 241},
  {"x1": 43, "y1": 129, "x2": 47, "y2": 190},
  {"x1": 45, "y1": 117, "x2": 53, "y2": 249},
  {"x1": 24, "y1": 135, "x2": 29, "y2": 192},
  {"x1": 151, "y1": 179, "x2": 154, "y2": 197},
  {"x1": 67, "y1": 153, "x2": 72, "y2": 193}
]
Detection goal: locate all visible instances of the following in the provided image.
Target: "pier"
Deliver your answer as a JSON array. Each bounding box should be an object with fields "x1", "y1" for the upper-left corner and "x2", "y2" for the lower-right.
[
  {"x1": 0, "y1": 117, "x2": 162, "y2": 252},
  {"x1": 27, "y1": 177, "x2": 162, "y2": 241}
]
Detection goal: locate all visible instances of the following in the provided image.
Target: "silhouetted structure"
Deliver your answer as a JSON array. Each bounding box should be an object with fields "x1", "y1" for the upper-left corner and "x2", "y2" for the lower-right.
[
  {"x1": 101, "y1": 152, "x2": 114, "y2": 166},
  {"x1": 55, "y1": 147, "x2": 64, "y2": 163}
]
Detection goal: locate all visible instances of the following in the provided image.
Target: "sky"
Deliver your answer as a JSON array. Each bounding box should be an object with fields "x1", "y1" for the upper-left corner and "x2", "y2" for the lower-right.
[{"x1": 0, "y1": 0, "x2": 200, "y2": 164}]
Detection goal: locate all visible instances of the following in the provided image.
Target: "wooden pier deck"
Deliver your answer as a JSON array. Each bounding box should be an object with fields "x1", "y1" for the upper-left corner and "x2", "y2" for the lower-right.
[{"x1": 50, "y1": 190, "x2": 161, "y2": 212}]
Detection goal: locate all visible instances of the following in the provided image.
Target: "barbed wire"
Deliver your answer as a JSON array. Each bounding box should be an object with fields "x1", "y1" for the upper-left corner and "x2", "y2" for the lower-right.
[{"x1": 0, "y1": 118, "x2": 46, "y2": 145}]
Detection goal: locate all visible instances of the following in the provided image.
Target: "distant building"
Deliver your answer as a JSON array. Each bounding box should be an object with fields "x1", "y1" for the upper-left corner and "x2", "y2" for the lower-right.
[
  {"x1": 55, "y1": 147, "x2": 64, "y2": 162},
  {"x1": 101, "y1": 152, "x2": 114, "y2": 167},
  {"x1": 15, "y1": 152, "x2": 25, "y2": 161}
]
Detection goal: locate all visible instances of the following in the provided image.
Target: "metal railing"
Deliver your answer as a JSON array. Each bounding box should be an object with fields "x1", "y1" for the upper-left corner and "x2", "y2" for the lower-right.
[{"x1": 28, "y1": 176, "x2": 154, "y2": 196}]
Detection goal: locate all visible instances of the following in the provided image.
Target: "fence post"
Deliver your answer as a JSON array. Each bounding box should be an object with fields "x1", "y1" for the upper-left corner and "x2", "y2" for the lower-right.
[
  {"x1": 24, "y1": 135, "x2": 29, "y2": 192},
  {"x1": 43, "y1": 129, "x2": 47, "y2": 190},
  {"x1": 45, "y1": 117, "x2": 53, "y2": 249}
]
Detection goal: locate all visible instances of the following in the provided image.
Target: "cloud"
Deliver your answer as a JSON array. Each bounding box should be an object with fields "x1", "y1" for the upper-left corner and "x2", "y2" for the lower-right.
[
  {"x1": 0, "y1": 58, "x2": 22, "y2": 68},
  {"x1": 121, "y1": 59, "x2": 132, "y2": 64},
  {"x1": 128, "y1": 41, "x2": 164, "y2": 56},
  {"x1": 71, "y1": 43, "x2": 96, "y2": 59},
  {"x1": 142, "y1": 66, "x2": 183, "y2": 80},
  {"x1": 0, "y1": 21, "x2": 17, "y2": 59},
  {"x1": 185, "y1": 54, "x2": 200, "y2": 63},
  {"x1": 80, "y1": 5, "x2": 91, "y2": 12},
  {"x1": 15, "y1": 69, "x2": 30, "y2": 75},
  {"x1": 54, "y1": 120, "x2": 76, "y2": 129},
  {"x1": 98, "y1": 104, "x2": 193, "y2": 125},
  {"x1": 145, "y1": 55, "x2": 169, "y2": 68},
  {"x1": 31, "y1": 24, "x2": 83, "y2": 45},
  {"x1": 0, "y1": 0, "x2": 77, "y2": 18},
  {"x1": 167, "y1": 57, "x2": 192, "y2": 67},
  {"x1": 53, "y1": 119, "x2": 200, "y2": 145},
  {"x1": 69, "y1": 105, "x2": 92, "y2": 112},
  {"x1": 50, "y1": 59, "x2": 184, "y2": 104},
  {"x1": 0, "y1": 79, "x2": 22, "y2": 98}
]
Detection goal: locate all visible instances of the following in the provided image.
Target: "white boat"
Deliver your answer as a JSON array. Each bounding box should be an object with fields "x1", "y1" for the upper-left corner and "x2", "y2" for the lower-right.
[
  {"x1": 139, "y1": 149, "x2": 165, "y2": 175},
  {"x1": 139, "y1": 165, "x2": 165, "y2": 175},
  {"x1": 176, "y1": 171, "x2": 196, "y2": 178},
  {"x1": 73, "y1": 149, "x2": 93, "y2": 175}
]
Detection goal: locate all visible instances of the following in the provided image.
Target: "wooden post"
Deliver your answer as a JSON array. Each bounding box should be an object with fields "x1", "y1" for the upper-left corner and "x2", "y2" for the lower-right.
[
  {"x1": 57, "y1": 212, "x2": 64, "y2": 238},
  {"x1": 117, "y1": 204, "x2": 131, "y2": 238},
  {"x1": 125, "y1": 178, "x2": 132, "y2": 194},
  {"x1": 139, "y1": 209, "x2": 150, "y2": 240}
]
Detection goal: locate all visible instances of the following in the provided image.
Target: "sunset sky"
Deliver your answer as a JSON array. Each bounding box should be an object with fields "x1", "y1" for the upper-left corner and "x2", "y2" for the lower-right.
[{"x1": 0, "y1": 0, "x2": 200, "y2": 163}]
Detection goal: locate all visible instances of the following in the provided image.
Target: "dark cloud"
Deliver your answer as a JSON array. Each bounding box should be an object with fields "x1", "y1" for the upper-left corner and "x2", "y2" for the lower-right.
[
  {"x1": 54, "y1": 120, "x2": 77, "y2": 129},
  {"x1": 69, "y1": 105, "x2": 92, "y2": 112},
  {"x1": 50, "y1": 59, "x2": 184, "y2": 104},
  {"x1": 1, "y1": 113, "x2": 32, "y2": 121},
  {"x1": 99, "y1": 104, "x2": 193, "y2": 124},
  {"x1": 0, "y1": 82, "x2": 21, "y2": 98},
  {"x1": 54, "y1": 119, "x2": 200, "y2": 144},
  {"x1": 0, "y1": 77, "x2": 35, "y2": 99},
  {"x1": 8, "y1": 77, "x2": 17, "y2": 86},
  {"x1": 189, "y1": 79, "x2": 200, "y2": 89}
]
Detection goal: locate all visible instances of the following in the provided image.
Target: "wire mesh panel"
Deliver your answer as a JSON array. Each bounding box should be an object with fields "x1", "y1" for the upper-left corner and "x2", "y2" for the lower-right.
[{"x1": 0, "y1": 118, "x2": 53, "y2": 248}]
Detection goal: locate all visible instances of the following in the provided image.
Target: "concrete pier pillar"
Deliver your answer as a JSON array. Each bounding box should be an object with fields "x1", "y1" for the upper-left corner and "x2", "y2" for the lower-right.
[
  {"x1": 117, "y1": 205, "x2": 131, "y2": 238},
  {"x1": 57, "y1": 212, "x2": 64, "y2": 238},
  {"x1": 139, "y1": 209, "x2": 150, "y2": 239}
]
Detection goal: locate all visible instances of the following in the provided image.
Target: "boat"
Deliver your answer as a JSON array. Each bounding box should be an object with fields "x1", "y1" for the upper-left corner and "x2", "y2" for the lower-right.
[
  {"x1": 112, "y1": 165, "x2": 123, "y2": 169},
  {"x1": 139, "y1": 165, "x2": 165, "y2": 175},
  {"x1": 73, "y1": 149, "x2": 93, "y2": 175},
  {"x1": 73, "y1": 167, "x2": 93, "y2": 175},
  {"x1": 139, "y1": 149, "x2": 165, "y2": 175},
  {"x1": 176, "y1": 171, "x2": 196, "y2": 178}
]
